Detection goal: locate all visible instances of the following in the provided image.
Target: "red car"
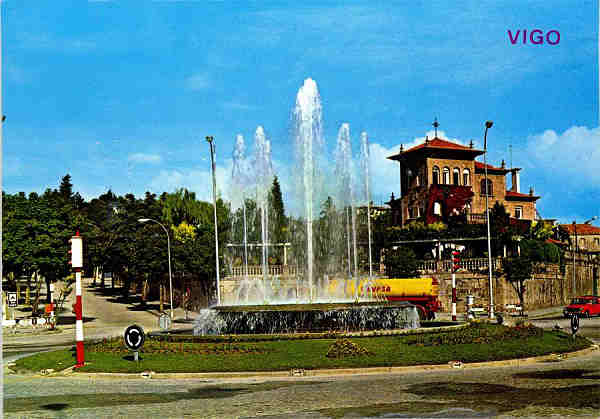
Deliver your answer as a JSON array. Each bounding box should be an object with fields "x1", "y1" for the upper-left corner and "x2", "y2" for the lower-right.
[{"x1": 563, "y1": 296, "x2": 600, "y2": 318}]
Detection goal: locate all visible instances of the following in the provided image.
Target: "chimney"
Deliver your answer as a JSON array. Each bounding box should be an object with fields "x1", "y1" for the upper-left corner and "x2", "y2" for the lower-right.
[{"x1": 511, "y1": 169, "x2": 521, "y2": 193}]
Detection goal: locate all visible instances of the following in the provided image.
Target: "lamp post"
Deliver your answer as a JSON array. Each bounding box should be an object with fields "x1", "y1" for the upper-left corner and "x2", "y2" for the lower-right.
[
  {"x1": 483, "y1": 120, "x2": 494, "y2": 319},
  {"x1": 206, "y1": 136, "x2": 221, "y2": 306},
  {"x1": 572, "y1": 216, "x2": 598, "y2": 295},
  {"x1": 138, "y1": 218, "x2": 173, "y2": 320}
]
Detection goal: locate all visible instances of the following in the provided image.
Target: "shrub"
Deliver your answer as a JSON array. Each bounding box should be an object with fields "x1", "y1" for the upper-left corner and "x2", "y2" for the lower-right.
[
  {"x1": 403, "y1": 323, "x2": 542, "y2": 346},
  {"x1": 326, "y1": 338, "x2": 373, "y2": 358},
  {"x1": 385, "y1": 246, "x2": 418, "y2": 278},
  {"x1": 521, "y1": 239, "x2": 560, "y2": 263}
]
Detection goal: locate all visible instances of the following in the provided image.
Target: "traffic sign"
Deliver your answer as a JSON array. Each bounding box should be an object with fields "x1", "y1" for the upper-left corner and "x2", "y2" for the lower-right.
[
  {"x1": 124, "y1": 324, "x2": 146, "y2": 351},
  {"x1": 7, "y1": 292, "x2": 17, "y2": 307},
  {"x1": 570, "y1": 314, "x2": 579, "y2": 335}
]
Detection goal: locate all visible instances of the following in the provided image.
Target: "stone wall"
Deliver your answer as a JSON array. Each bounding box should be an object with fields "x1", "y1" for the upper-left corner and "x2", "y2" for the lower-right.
[
  {"x1": 433, "y1": 255, "x2": 599, "y2": 313},
  {"x1": 471, "y1": 172, "x2": 506, "y2": 214},
  {"x1": 503, "y1": 199, "x2": 537, "y2": 221}
]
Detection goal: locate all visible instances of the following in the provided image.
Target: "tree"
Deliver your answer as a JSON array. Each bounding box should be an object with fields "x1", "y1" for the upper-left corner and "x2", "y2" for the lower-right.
[
  {"x1": 59, "y1": 174, "x2": 73, "y2": 201},
  {"x1": 528, "y1": 221, "x2": 554, "y2": 241},
  {"x1": 385, "y1": 246, "x2": 418, "y2": 278},
  {"x1": 490, "y1": 201, "x2": 510, "y2": 232},
  {"x1": 503, "y1": 256, "x2": 533, "y2": 310},
  {"x1": 520, "y1": 239, "x2": 560, "y2": 264},
  {"x1": 270, "y1": 176, "x2": 287, "y2": 262}
]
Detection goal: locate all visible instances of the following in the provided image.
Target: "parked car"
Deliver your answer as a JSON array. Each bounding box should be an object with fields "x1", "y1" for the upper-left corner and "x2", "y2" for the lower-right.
[{"x1": 563, "y1": 296, "x2": 600, "y2": 318}]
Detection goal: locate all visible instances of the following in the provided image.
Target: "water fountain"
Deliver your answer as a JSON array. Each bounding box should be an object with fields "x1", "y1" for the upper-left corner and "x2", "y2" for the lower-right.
[{"x1": 196, "y1": 78, "x2": 422, "y2": 335}]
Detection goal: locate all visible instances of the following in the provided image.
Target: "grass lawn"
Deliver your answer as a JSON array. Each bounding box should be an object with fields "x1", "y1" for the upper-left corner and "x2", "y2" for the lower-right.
[{"x1": 14, "y1": 323, "x2": 591, "y2": 374}]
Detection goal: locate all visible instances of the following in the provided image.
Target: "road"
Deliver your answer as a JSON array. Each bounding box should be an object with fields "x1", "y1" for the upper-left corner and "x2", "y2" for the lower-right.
[
  {"x1": 3, "y1": 288, "x2": 600, "y2": 417},
  {"x1": 3, "y1": 277, "x2": 194, "y2": 363},
  {"x1": 3, "y1": 343, "x2": 599, "y2": 418}
]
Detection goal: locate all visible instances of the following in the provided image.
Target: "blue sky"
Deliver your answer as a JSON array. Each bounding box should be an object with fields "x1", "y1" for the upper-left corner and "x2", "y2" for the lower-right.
[{"x1": 3, "y1": 1, "x2": 598, "y2": 223}]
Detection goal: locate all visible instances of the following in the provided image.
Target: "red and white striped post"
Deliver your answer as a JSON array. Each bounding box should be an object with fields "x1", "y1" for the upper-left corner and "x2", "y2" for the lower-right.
[
  {"x1": 451, "y1": 250, "x2": 460, "y2": 322},
  {"x1": 70, "y1": 231, "x2": 85, "y2": 368}
]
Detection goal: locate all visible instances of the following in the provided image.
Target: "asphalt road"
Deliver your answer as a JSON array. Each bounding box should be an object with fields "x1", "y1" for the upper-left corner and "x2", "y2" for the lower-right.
[
  {"x1": 3, "y1": 313, "x2": 600, "y2": 418},
  {"x1": 2, "y1": 277, "x2": 194, "y2": 363},
  {"x1": 3, "y1": 344, "x2": 599, "y2": 418},
  {"x1": 4, "y1": 283, "x2": 600, "y2": 418}
]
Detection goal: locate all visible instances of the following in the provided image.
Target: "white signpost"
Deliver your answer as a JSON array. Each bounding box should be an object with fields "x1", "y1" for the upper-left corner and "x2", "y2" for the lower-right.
[{"x1": 7, "y1": 292, "x2": 17, "y2": 308}]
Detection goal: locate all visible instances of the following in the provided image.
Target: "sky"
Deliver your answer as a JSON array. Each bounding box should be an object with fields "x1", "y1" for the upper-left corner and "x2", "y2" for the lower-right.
[{"x1": 2, "y1": 1, "x2": 598, "y2": 223}]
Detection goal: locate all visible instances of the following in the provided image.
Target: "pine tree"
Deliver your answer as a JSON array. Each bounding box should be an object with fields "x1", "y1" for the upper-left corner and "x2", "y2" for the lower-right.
[
  {"x1": 271, "y1": 176, "x2": 286, "y2": 244},
  {"x1": 59, "y1": 174, "x2": 73, "y2": 200}
]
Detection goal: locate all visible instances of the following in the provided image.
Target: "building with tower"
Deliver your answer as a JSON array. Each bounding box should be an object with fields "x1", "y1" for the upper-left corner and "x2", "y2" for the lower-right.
[{"x1": 386, "y1": 123, "x2": 540, "y2": 227}]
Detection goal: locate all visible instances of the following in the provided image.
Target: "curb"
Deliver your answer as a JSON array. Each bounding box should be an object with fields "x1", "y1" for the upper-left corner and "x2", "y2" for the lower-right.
[{"x1": 56, "y1": 344, "x2": 599, "y2": 381}]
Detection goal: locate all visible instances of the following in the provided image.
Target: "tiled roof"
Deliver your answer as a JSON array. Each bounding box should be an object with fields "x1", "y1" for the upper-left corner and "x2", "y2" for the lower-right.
[
  {"x1": 560, "y1": 224, "x2": 600, "y2": 235},
  {"x1": 505, "y1": 190, "x2": 539, "y2": 200},
  {"x1": 474, "y1": 161, "x2": 508, "y2": 172},
  {"x1": 403, "y1": 137, "x2": 476, "y2": 153}
]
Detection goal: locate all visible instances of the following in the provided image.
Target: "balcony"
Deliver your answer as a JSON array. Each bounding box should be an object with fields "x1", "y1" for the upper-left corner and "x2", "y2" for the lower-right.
[
  {"x1": 468, "y1": 213, "x2": 487, "y2": 224},
  {"x1": 416, "y1": 257, "x2": 501, "y2": 273},
  {"x1": 228, "y1": 265, "x2": 299, "y2": 278}
]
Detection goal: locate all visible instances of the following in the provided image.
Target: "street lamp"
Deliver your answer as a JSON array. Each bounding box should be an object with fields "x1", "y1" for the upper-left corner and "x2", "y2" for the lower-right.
[
  {"x1": 572, "y1": 216, "x2": 598, "y2": 295},
  {"x1": 483, "y1": 120, "x2": 494, "y2": 319},
  {"x1": 138, "y1": 218, "x2": 173, "y2": 320},
  {"x1": 206, "y1": 135, "x2": 221, "y2": 305}
]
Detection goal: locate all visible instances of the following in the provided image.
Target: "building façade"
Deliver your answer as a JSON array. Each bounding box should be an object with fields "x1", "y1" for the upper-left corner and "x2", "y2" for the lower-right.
[{"x1": 386, "y1": 136, "x2": 540, "y2": 227}]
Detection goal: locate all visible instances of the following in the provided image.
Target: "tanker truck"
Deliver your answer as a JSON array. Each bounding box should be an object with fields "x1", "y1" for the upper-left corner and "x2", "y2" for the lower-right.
[{"x1": 328, "y1": 277, "x2": 441, "y2": 320}]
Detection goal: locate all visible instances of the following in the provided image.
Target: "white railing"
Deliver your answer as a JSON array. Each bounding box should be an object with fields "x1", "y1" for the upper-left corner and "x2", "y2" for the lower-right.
[
  {"x1": 417, "y1": 257, "x2": 501, "y2": 273},
  {"x1": 228, "y1": 265, "x2": 299, "y2": 277}
]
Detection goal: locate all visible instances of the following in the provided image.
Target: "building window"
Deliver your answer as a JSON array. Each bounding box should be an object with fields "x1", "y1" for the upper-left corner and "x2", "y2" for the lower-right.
[
  {"x1": 463, "y1": 169, "x2": 470, "y2": 186},
  {"x1": 415, "y1": 174, "x2": 420, "y2": 186},
  {"x1": 480, "y1": 179, "x2": 493, "y2": 196},
  {"x1": 432, "y1": 166, "x2": 439, "y2": 185},
  {"x1": 515, "y1": 207, "x2": 522, "y2": 219},
  {"x1": 433, "y1": 202, "x2": 442, "y2": 216},
  {"x1": 594, "y1": 238, "x2": 599, "y2": 246},
  {"x1": 580, "y1": 238, "x2": 586, "y2": 248},
  {"x1": 453, "y1": 168, "x2": 460, "y2": 185},
  {"x1": 443, "y1": 167, "x2": 450, "y2": 184}
]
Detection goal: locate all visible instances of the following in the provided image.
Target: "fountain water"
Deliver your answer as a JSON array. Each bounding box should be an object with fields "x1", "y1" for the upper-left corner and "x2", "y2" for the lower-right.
[
  {"x1": 254, "y1": 126, "x2": 274, "y2": 299},
  {"x1": 293, "y1": 78, "x2": 324, "y2": 302},
  {"x1": 197, "y1": 78, "x2": 422, "y2": 335},
  {"x1": 334, "y1": 123, "x2": 359, "y2": 297}
]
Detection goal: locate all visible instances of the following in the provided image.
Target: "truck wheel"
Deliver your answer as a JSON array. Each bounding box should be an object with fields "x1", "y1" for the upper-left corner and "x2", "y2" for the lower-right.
[{"x1": 416, "y1": 306, "x2": 427, "y2": 321}]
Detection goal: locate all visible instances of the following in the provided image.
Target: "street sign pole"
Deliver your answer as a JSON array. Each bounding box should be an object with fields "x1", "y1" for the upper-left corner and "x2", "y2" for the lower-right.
[
  {"x1": 124, "y1": 324, "x2": 146, "y2": 363},
  {"x1": 70, "y1": 231, "x2": 85, "y2": 368},
  {"x1": 451, "y1": 250, "x2": 460, "y2": 321}
]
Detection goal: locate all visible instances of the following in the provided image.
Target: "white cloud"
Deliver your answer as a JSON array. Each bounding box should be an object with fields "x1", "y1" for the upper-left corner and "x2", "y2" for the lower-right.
[
  {"x1": 149, "y1": 159, "x2": 233, "y2": 202},
  {"x1": 527, "y1": 125, "x2": 600, "y2": 185},
  {"x1": 128, "y1": 153, "x2": 162, "y2": 164},
  {"x1": 186, "y1": 73, "x2": 211, "y2": 91}
]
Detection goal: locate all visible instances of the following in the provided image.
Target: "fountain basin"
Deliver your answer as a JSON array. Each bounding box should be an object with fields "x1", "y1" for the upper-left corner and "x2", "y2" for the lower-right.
[{"x1": 194, "y1": 302, "x2": 423, "y2": 335}]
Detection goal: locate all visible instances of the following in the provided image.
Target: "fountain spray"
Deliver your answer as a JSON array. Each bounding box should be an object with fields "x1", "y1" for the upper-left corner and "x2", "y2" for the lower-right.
[{"x1": 293, "y1": 78, "x2": 324, "y2": 302}]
